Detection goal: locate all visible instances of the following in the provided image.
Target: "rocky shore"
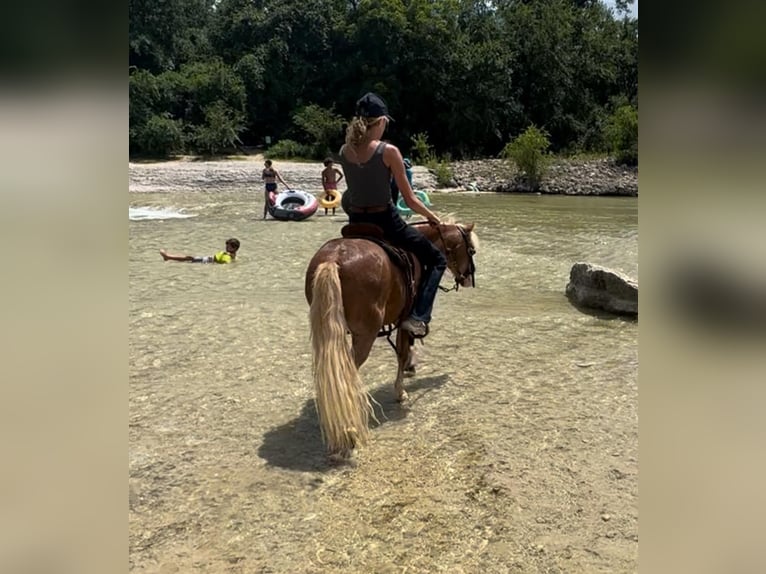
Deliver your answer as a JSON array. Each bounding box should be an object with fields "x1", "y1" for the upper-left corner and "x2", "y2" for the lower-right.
[
  {"x1": 129, "y1": 155, "x2": 637, "y2": 196},
  {"x1": 448, "y1": 157, "x2": 638, "y2": 196}
]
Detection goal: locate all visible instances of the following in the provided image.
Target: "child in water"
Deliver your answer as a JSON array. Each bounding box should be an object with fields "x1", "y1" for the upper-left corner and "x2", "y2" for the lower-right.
[
  {"x1": 320, "y1": 158, "x2": 344, "y2": 215},
  {"x1": 262, "y1": 160, "x2": 290, "y2": 219},
  {"x1": 160, "y1": 238, "x2": 240, "y2": 263}
]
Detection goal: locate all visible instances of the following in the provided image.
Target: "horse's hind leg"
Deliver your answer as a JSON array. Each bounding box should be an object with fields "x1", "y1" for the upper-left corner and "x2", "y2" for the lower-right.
[
  {"x1": 394, "y1": 328, "x2": 412, "y2": 402},
  {"x1": 351, "y1": 328, "x2": 378, "y2": 368}
]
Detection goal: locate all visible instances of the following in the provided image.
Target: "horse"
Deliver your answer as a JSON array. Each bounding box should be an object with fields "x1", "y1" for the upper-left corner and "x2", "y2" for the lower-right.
[{"x1": 304, "y1": 219, "x2": 479, "y2": 458}]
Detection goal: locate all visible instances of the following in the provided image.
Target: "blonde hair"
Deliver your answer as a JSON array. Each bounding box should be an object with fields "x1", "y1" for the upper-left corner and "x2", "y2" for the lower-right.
[{"x1": 344, "y1": 116, "x2": 385, "y2": 150}]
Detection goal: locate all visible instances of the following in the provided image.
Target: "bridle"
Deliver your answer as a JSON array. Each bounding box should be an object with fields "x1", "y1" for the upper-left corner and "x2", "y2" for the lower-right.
[{"x1": 433, "y1": 223, "x2": 477, "y2": 292}]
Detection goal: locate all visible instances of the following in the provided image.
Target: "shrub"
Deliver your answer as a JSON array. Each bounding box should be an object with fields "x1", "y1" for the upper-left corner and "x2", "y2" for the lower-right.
[
  {"x1": 432, "y1": 160, "x2": 454, "y2": 187},
  {"x1": 425, "y1": 154, "x2": 454, "y2": 187},
  {"x1": 134, "y1": 114, "x2": 184, "y2": 157},
  {"x1": 410, "y1": 132, "x2": 433, "y2": 164},
  {"x1": 502, "y1": 125, "x2": 551, "y2": 190},
  {"x1": 604, "y1": 104, "x2": 638, "y2": 165},
  {"x1": 266, "y1": 139, "x2": 309, "y2": 159}
]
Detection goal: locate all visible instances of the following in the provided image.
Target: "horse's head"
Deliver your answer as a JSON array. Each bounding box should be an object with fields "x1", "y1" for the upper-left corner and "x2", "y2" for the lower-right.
[{"x1": 428, "y1": 221, "x2": 479, "y2": 291}]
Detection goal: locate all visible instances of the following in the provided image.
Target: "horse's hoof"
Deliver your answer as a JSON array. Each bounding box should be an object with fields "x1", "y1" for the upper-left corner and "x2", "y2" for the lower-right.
[
  {"x1": 404, "y1": 367, "x2": 416, "y2": 377},
  {"x1": 397, "y1": 390, "x2": 409, "y2": 403},
  {"x1": 328, "y1": 449, "x2": 355, "y2": 465}
]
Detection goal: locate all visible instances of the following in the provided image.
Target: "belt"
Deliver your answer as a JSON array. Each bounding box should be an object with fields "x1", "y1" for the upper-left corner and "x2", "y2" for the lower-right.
[{"x1": 349, "y1": 204, "x2": 389, "y2": 214}]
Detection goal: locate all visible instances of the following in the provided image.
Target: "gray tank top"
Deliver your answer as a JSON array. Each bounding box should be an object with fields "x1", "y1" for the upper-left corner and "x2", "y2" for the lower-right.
[{"x1": 338, "y1": 142, "x2": 392, "y2": 209}]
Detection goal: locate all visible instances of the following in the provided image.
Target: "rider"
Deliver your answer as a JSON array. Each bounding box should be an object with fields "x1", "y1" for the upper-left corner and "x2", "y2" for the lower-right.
[{"x1": 338, "y1": 92, "x2": 447, "y2": 337}]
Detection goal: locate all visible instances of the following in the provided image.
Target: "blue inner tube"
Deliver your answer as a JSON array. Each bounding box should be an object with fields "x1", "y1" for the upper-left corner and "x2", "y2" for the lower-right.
[{"x1": 396, "y1": 190, "x2": 432, "y2": 216}]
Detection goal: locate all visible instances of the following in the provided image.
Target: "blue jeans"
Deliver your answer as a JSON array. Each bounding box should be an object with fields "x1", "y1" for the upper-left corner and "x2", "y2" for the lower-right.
[{"x1": 349, "y1": 205, "x2": 447, "y2": 323}]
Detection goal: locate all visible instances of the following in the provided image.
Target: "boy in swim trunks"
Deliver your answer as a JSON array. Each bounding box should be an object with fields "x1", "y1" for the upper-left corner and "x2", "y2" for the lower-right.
[
  {"x1": 262, "y1": 159, "x2": 290, "y2": 219},
  {"x1": 320, "y1": 157, "x2": 344, "y2": 215},
  {"x1": 160, "y1": 238, "x2": 240, "y2": 263}
]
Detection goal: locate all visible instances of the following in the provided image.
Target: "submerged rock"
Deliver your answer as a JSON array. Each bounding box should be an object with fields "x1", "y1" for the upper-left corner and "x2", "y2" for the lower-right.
[{"x1": 566, "y1": 262, "x2": 638, "y2": 316}]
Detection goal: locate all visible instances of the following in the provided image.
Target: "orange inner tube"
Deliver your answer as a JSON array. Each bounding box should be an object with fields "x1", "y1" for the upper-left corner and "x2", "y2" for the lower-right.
[{"x1": 319, "y1": 188, "x2": 340, "y2": 209}]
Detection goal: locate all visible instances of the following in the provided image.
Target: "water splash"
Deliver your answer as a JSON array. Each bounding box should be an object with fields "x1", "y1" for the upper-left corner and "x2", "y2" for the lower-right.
[{"x1": 129, "y1": 206, "x2": 198, "y2": 221}]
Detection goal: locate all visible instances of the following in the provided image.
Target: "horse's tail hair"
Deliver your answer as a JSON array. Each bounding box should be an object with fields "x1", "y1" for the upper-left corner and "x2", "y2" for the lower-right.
[{"x1": 309, "y1": 261, "x2": 372, "y2": 454}]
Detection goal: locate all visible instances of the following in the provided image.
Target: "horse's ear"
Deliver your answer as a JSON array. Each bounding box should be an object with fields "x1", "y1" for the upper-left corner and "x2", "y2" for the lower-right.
[{"x1": 465, "y1": 222, "x2": 475, "y2": 232}]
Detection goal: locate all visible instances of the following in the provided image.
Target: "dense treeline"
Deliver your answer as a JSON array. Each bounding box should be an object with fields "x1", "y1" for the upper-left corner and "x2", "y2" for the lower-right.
[{"x1": 129, "y1": 0, "x2": 637, "y2": 161}]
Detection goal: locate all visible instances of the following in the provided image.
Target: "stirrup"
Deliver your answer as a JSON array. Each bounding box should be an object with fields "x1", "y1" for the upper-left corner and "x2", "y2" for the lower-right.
[
  {"x1": 400, "y1": 319, "x2": 429, "y2": 339},
  {"x1": 411, "y1": 323, "x2": 429, "y2": 339}
]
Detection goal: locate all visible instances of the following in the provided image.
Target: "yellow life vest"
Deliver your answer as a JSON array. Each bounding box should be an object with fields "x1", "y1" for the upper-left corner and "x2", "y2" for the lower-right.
[{"x1": 214, "y1": 251, "x2": 233, "y2": 264}]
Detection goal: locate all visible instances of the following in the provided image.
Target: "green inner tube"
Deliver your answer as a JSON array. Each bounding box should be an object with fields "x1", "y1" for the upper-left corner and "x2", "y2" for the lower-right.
[{"x1": 396, "y1": 190, "x2": 431, "y2": 215}]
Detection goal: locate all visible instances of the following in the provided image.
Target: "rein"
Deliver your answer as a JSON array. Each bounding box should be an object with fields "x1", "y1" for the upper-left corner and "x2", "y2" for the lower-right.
[{"x1": 429, "y1": 223, "x2": 477, "y2": 292}]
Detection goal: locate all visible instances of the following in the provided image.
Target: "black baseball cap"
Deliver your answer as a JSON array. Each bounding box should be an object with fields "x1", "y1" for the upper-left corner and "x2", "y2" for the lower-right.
[{"x1": 355, "y1": 92, "x2": 394, "y2": 121}]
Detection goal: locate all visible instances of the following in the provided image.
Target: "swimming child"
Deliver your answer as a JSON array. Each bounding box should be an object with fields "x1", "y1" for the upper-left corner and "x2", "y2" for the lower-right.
[
  {"x1": 320, "y1": 157, "x2": 344, "y2": 215},
  {"x1": 262, "y1": 160, "x2": 290, "y2": 219},
  {"x1": 160, "y1": 238, "x2": 240, "y2": 263}
]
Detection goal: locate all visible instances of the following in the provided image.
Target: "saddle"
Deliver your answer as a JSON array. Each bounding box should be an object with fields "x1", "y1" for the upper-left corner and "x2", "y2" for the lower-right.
[{"x1": 341, "y1": 223, "x2": 419, "y2": 326}]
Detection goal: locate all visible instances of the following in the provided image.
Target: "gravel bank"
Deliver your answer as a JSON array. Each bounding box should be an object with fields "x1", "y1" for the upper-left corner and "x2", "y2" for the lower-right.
[{"x1": 129, "y1": 155, "x2": 637, "y2": 196}]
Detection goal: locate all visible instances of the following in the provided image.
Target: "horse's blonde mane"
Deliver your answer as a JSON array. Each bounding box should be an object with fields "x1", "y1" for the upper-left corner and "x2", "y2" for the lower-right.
[
  {"x1": 466, "y1": 228, "x2": 479, "y2": 253},
  {"x1": 410, "y1": 213, "x2": 479, "y2": 252}
]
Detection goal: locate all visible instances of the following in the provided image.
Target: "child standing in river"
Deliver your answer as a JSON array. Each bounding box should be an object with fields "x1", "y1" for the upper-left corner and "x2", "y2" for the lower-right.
[
  {"x1": 262, "y1": 160, "x2": 290, "y2": 219},
  {"x1": 321, "y1": 158, "x2": 344, "y2": 215}
]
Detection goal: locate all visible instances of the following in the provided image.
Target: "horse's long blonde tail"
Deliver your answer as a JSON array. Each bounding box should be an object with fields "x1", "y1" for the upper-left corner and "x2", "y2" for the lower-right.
[{"x1": 310, "y1": 262, "x2": 372, "y2": 454}]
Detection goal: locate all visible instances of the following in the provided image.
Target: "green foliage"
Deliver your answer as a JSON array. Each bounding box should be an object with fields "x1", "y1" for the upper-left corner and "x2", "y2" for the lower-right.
[
  {"x1": 604, "y1": 104, "x2": 638, "y2": 165},
  {"x1": 410, "y1": 133, "x2": 433, "y2": 164},
  {"x1": 432, "y1": 160, "x2": 455, "y2": 188},
  {"x1": 266, "y1": 139, "x2": 309, "y2": 160},
  {"x1": 424, "y1": 153, "x2": 454, "y2": 188},
  {"x1": 129, "y1": 69, "x2": 160, "y2": 129},
  {"x1": 503, "y1": 126, "x2": 551, "y2": 189},
  {"x1": 129, "y1": 61, "x2": 248, "y2": 156},
  {"x1": 129, "y1": 0, "x2": 638, "y2": 159},
  {"x1": 130, "y1": 0, "x2": 212, "y2": 72},
  {"x1": 291, "y1": 105, "x2": 344, "y2": 160},
  {"x1": 190, "y1": 101, "x2": 245, "y2": 156},
  {"x1": 133, "y1": 115, "x2": 184, "y2": 157},
  {"x1": 177, "y1": 60, "x2": 247, "y2": 126}
]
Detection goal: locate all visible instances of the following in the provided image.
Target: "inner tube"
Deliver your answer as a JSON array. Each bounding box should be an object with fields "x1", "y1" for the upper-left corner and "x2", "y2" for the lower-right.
[
  {"x1": 396, "y1": 190, "x2": 432, "y2": 217},
  {"x1": 319, "y1": 189, "x2": 341, "y2": 209},
  {"x1": 269, "y1": 189, "x2": 319, "y2": 221}
]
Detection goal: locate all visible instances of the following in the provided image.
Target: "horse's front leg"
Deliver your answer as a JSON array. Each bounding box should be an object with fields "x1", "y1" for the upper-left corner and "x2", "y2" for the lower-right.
[
  {"x1": 394, "y1": 328, "x2": 412, "y2": 402},
  {"x1": 404, "y1": 335, "x2": 417, "y2": 377}
]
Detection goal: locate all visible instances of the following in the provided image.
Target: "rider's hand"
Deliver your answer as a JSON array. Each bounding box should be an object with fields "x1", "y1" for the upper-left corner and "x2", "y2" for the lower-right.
[{"x1": 428, "y1": 216, "x2": 441, "y2": 226}]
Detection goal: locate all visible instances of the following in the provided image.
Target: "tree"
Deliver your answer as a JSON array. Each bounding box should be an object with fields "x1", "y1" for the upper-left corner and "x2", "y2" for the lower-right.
[
  {"x1": 129, "y1": 0, "x2": 638, "y2": 158},
  {"x1": 291, "y1": 105, "x2": 344, "y2": 159}
]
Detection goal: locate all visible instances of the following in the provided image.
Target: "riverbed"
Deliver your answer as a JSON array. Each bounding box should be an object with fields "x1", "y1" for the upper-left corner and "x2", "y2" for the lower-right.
[{"x1": 129, "y1": 159, "x2": 637, "y2": 573}]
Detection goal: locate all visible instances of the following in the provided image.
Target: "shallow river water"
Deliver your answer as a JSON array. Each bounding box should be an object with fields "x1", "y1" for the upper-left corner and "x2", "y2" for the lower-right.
[{"x1": 130, "y1": 187, "x2": 638, "y2": 573}]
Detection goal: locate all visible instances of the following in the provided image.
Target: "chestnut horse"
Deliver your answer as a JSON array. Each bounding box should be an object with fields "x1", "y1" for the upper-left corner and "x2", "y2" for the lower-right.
[{"x1": 304, "y1": 220, "x2": 479, "y2": 457}]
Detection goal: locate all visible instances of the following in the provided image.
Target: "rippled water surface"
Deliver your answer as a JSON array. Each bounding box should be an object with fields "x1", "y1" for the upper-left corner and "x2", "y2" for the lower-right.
[{"x1": 130, "y1": 190, "x2": 638, "y2": 573}]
